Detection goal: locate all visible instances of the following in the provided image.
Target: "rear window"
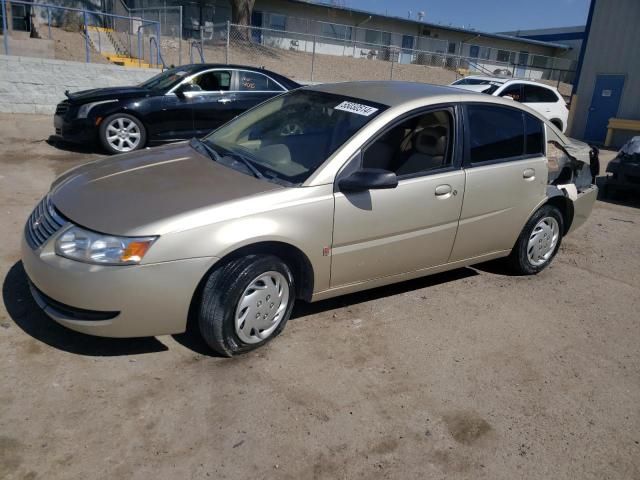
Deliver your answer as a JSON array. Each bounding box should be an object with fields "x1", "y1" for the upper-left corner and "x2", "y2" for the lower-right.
[
  {"x1": 525, "y1": 113, "x2": 544, "y2": 155},
  {"x1": 522, "y1": 85, "x2": 559, "y2": 103},
  {"x1": 467, "y1": 105, "x2": 524, "y2": 163}
]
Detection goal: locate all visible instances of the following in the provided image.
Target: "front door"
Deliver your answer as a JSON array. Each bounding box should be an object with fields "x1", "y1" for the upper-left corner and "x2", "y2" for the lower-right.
[
  {"x1": 449, "y1": 104, "x2": 547, "y2": 262},
  {"x1": 188, "y1": 69, "x2": 238, "y2": 136},
  {"x1": 516, "y1": 51, "x2": 529, "y2": 77},
  {"x1": 331, "y1": 107, "x2": 464, "y2": 287},
  {"x1": 584, "y1": 74, "x2": 625, "y2": 143}
]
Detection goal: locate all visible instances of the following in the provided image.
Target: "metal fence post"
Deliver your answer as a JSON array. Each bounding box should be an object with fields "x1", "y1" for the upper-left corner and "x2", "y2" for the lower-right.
[
  {"x1": 1, "y1": 0, "x2": 8, "y2": 55},
  {"x1": 390, "y1": 48, "x2": 395, "y2": 80},
  {"x1": 225, "y1": 20, "x2": 230, "y2": 64},
  {"x1": 310, "y1": 35, "x2": 316, "y2": 82},
  {"x1": 137, "y1": 27, "x2": 142, "y2": 67},
  {"x1": 47, "y1": 7, "x2": 51, "y2": 39},
  {"x1": 156, "y1": 21, "x2": 160, "y2": 66},
  {"x1": 83, "y1": 10, "x2": 90, "y2": 63},
  {"x1": 178, "y1": 5, "x2": 182, "y2": 65}
]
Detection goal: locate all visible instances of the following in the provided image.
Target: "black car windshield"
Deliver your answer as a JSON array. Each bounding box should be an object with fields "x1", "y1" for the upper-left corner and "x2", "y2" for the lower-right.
[
  {"x1": 139, "y1": 68, "x2": 192, "y2": 91},
  {"x1": 205, "y1": 90, "x2": 386, "y2": 185}
]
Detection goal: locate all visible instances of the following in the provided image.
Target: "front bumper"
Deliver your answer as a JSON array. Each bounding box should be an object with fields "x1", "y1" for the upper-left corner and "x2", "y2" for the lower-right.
[
  {"x1": 53, "y1": 114, "x2": 98, "y2": 144},
  {"x1": 21, "y1": 233, "x2": 218, "y2": 338}
]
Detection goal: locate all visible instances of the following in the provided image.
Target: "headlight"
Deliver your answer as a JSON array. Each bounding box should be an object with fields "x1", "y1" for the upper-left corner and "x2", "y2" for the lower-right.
[
  {"x1": 55, "y1": 226, "x2": 156, "y2": 265},
  {"x1": 77, "y1": 100, "x2": 118, "y2": 119}
]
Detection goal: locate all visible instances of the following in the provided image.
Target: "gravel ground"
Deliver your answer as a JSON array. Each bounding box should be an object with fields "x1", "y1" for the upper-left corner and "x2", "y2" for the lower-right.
[{"x1": 1, "y1": 114, "x2": 639, "y2": 480}]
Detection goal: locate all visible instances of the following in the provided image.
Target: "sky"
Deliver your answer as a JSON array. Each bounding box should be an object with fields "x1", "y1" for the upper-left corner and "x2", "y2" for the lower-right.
[{"x1": 334, "y1": 0, "x2": 591, "y2": 33}]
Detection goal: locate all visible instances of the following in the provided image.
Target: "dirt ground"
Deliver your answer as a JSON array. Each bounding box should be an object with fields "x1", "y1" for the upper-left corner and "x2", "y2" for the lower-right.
[{"x1": 1, "y1": 113, "x2": 639, "y2": 480}]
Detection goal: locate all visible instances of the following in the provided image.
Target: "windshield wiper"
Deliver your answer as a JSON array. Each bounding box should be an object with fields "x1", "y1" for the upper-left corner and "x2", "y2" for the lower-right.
[
  {"x1": 190, "y1": 137, "x2": 221, "y2": 163},
  {"x1": 223, "y1": 150, "x2": 265, "y2": 180}
]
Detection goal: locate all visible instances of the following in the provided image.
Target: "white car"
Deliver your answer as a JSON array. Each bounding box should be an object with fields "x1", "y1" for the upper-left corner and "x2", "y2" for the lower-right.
[{"x1": 451, "y1": 76, "x2": 569, "y2": 133}]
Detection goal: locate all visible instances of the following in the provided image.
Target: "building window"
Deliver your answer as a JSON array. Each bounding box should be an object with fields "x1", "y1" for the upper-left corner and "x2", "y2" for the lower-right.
[
  {"x1": 448, "y1": 42, "x2": 457, "y2": 54},
  {"x1": 269, "y1": 14, "x2": 286, "y2": 31},
  {"x1": 497, "y1": 50, "x2": 511, "y2": 63},
  {"x1": 321, "y1": 22, "x2": 352, "y2": 40},
  {"x1": 364, "y1": 29, "x2": 390, "y2": 45}
]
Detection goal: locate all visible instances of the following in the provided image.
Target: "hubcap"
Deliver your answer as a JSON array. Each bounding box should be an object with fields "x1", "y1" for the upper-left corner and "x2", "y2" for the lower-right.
[
  {"x1": 106, "y1": 117, "x2": 141, "y2": 152},
  {"x1": 527, "y1": 216, "x2": 560, "y2": 266},
  {"x1": 235, "y1": 271, "x2": 290, "y2": 344}
]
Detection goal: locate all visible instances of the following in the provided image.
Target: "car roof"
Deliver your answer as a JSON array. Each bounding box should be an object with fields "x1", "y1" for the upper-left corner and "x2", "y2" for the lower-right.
[
  {"x1": 307, "y1": 81, "x2": 521, "y2": 108},
  {"x1": 458, "y1": 76, "x2": 559, "y2": 91},
  {"x1": 178, "y1": 64, "x2": 300, "y2": 89}
]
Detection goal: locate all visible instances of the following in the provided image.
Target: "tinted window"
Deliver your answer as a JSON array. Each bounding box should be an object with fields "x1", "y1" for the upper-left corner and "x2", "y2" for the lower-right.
[
  {"x1": 499, "y1": 84, "x2": 522, "y2": 101},
  {"x1": 467, "y1": 105, "x2": 524, "y2": 163},
  {"x1": 191, "y1": 70, "x2": 231, "y2": 91},
  {"x1": 363, "y1": 110, "x2": 452, "y2": 176},
  {"x1": 238, "y1": 71, "x2": 283, "y2": 92},
  {"x1": 522, "y1": 85, "x2": 559, "y2": 103},
  {"x1": 525, "y1": 114, "x2": 544, "y2": 155}
]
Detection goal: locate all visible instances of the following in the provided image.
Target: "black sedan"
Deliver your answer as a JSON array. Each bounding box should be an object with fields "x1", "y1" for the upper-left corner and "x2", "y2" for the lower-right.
[{"x1": 54, "y1": 64, "x2": 300, "y2": 154}]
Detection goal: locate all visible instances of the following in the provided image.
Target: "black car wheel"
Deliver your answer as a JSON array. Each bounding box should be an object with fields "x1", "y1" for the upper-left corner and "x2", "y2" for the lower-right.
[
  {"x1": 99, "y1": 113, "x2": 147, "y2": 154},
  {"x1": 198, "y1": 254, "x2": 295, "y2": 357},
  {"x1": 507, "y1": 205, "x2": 564, "y2": 275}
]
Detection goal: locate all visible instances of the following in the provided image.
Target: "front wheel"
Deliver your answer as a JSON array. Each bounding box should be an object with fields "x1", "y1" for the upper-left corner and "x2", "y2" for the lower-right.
[
  {"x1": 99, "y1": 113, "x2": 146, "y2": 154},
  {"x1": 198, "y1": 255, "x2": 295, "y2": 357},
  {"x1": 507, "y1": 205, "x2": 564, "y2": 275}
]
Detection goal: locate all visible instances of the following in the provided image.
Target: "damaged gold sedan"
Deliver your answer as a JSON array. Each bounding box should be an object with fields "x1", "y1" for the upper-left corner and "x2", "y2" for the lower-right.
[{"x1": 22, "y1": 82, "x2": 598, "y2": 356}]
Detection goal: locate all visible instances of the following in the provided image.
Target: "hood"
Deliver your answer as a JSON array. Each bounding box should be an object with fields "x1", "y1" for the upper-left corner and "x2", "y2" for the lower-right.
[
  {"x1": 51, "y1": 142, "x2": 283, "y2": 236},
  {"x1": 65, "y1": 86, "x2": 155, "y2": 103},
  {"x1": 450, "y1": 84, "x2": 493, "y2": 93}
]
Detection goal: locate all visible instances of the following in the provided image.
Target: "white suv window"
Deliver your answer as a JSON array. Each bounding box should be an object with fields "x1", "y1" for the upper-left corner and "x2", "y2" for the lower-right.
[{"x1": 522, "y1": 84, "x2": 559, "y2": 103}]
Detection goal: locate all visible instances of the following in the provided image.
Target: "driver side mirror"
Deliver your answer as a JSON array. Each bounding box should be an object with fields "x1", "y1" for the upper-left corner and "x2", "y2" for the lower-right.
[{"x1": 339, "y1": 168, "x2": 398, "y2": 193}]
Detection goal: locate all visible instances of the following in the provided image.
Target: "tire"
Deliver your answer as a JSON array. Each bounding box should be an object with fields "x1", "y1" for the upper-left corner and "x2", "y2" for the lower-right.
[
  {"x1": 198, "y1": 254, "x2": 295, "y2": 357},
  {"x1": 99, "y1": 113, "x2": 146, "y2": 154},
  {"x1": 507, "y1": 205, "x2": 564, "y2": 275}
]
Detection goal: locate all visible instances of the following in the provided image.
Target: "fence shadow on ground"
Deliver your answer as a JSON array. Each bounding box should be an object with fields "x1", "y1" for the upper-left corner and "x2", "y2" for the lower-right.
[{"x1": 2, "y1": 261, "x2": 168, "y2": 356}]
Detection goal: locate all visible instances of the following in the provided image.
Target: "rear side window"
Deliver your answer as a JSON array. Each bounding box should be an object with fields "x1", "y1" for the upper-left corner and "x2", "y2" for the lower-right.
[
  {"x1": 467, "y1": 105, "x2": 524, "y2": 163},
  {"x1": 522, "y1": 85, "x2": 559, "y2": 103},
  {"x1": 525, "y1": 113, "x2": 544, "y2": 155},
  {"x1": 238, "y1": 71, "x2": 284, "y2": 92}
]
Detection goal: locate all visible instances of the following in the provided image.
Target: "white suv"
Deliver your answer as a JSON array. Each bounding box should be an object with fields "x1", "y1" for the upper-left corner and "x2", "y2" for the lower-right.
[{"x1": 451, "y1": 76, "x2": 569, "y2": 133}]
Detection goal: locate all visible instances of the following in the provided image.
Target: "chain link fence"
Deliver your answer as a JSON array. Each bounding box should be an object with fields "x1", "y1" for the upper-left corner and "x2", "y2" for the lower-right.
[{"x1": 188, "y1": 23, "x2": 575, "y2": 95}]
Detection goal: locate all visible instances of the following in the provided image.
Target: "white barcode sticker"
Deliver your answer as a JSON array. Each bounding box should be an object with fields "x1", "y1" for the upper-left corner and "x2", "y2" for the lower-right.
[{"x1": 334, "y1": 101, "x2": 378, "y2": 116}]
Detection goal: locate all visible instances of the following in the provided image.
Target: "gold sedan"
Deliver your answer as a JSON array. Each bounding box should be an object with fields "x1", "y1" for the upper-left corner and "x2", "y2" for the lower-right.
[{"x1": 22, "y1": 82, "x2": 598, "y2": 356}]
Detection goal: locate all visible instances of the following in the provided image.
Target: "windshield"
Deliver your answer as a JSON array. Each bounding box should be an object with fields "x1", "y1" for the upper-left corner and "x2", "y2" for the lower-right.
[
  {"x1": 139, "y1": 67, "x2": 192, "y2": 91},
  {"x1": 205, "y1": 90, "x2": 387, "y2": 185}
]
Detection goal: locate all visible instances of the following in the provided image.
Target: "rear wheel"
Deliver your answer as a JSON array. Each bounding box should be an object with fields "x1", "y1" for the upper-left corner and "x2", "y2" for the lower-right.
[
  {"x1": 99, "y1": 113, "x2": 146, "y2": 154},
  {"x1": 507, "y1": 205, "x2": 564, "y2": 275},
  {"x1": 198, "y1": 255, "x2": 295, "y2": 357}
]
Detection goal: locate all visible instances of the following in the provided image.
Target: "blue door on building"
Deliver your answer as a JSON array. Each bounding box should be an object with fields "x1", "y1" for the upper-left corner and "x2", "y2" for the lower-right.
[
  {"x1": 584, "y1": 74, "x2": 625, "y2": 143},
  {"x1": 251, "y1": 11, "x2": 263, "y2": 43}
]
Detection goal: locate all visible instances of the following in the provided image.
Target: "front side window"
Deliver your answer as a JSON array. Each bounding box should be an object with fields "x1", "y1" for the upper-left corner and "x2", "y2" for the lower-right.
[
  {"x1": 238, "y1": 71, "x2": 283, "y2": 92},
  {"x1": 467, "y1": 105, "x2": 524, "y2": 163},
  {"x1": 205, "y1": 90, "x2": 386, "y2": 184},
  {"x1": 190, "y1": 70, "x2": 231, "y2": 91},
  {"x1": 362, "y1": 110, "x2": 453, "y2": 177}
]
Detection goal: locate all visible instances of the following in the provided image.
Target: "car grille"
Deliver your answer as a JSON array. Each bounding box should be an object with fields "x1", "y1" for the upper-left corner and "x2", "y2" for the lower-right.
[
  {"x1": 25, "y1": 195, "x2": 67, "y2": 249},
  {"x1": 55, "y1": 102, "x2": 70, "y2": 116}
]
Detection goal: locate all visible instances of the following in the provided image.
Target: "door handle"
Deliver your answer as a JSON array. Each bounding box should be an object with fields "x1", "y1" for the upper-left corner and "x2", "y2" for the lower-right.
[
  {"x1": 523, "y1": 168, "x2": 536, "y2": 180},
  {"x1": 435, "y1": 184, "x2": 453, "y2": 197},
  {"x1": 218, "y1": 98, "x2": 233, "y2": 104}
]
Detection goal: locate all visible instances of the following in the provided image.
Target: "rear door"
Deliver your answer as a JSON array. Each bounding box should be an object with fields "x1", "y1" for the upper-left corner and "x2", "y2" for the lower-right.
[
  {"x1": 521, "y1": 84, "x2": 562, "y2": 123},
  {"x1": 449, "y1": 104, "x2": 547, "y2": 262}
]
